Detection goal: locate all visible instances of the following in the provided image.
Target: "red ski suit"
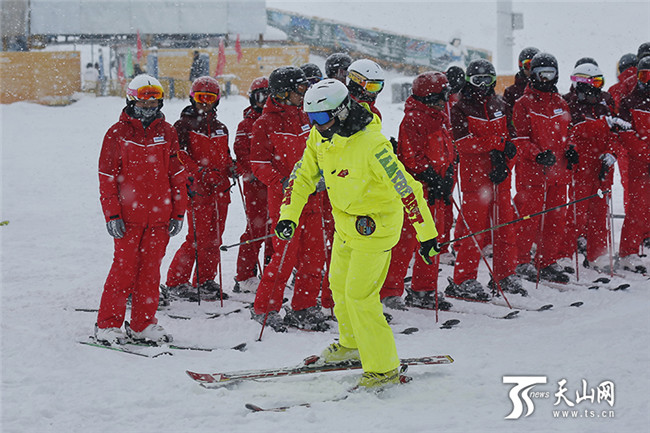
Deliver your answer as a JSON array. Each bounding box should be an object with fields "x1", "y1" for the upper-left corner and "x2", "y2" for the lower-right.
[
  {"x1": 98, "y1": 109, "x2": 187, "y2": 332},
  {"x1": 250, "y1": 98, "x2": 326, "y2": 314},
  {"x1": 451, "y1": 90, "x2": 518, "y2": 284},
  {"x1": 166, "y1": 105, "x2": 231, "y2": 287},
  {"x1": 381, "y1": 96, "x2": 455, "y2": 297},
  {"x1": 512, "y1": 86, "x2": 572, "y2": 269},
  {"x1": 563, "y1": 93, "x2": 620, "y2": 262},
  {"x1": 617, "y1": 86, "x2": 650, "y2": 257},
  {"x1": 233, "y1": 106, "x2": 272, "y2": 281},
  {"x1": 608, "y1": 66, "x2": 638, "y2": 212}
]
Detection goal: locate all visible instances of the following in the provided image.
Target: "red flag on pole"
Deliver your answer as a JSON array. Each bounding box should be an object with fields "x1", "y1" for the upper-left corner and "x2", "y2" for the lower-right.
[
  {"x1": 215, "y1": 38, "x2": 227, "y2": 77},
  {"x1": 136, "y1": 30, "x2": 143, "y2": 62},
  {"x1": 235, "y1": 34, "x2": 243, "y2": 63}
]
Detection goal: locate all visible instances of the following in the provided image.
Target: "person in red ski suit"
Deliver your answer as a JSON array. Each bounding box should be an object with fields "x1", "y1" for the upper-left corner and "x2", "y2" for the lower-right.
[
  {"x1": 347, "y1": 59, "x2": 384, "y2": 120},
  {"x1": 250, "y1": 66, "x2": 328, "y2": 332},
  {"x1": 165, "y1": 76, "x2": 232, "y2": 301},
  {"x1": 233, "y1": 77, "x2": 273, "y2": 293},
  {"x1": 609, "y1": 52, "x2": 641, "y2": 214},
  {"x1": 563, "y1": 63, "x2": 626, "y2": 271},
  {"x1": 96, "y1": 75, "x2": 187, "y2": 345},
  {"x1": 447, "y1": 59, "x2": 523, "y2": 298},
  {"x1": 616, "y1": 57, "x2": 650, "y2": 274},
  {"x1": 504, "y1": 47, "x2": 540, "y2": 125},
  {"x1": 380, "y1": 72, "x2": 455, "y2": 311},
  {"x1": 512, "y1": 53, "x2": 575, "y2": 284}
]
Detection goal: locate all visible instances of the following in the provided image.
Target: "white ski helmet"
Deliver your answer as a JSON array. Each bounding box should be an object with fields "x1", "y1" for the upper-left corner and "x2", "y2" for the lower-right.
[
  {"x1": 348, "y1": 59, "x2": 385, "y2": 81},
  {"x1": 347, "y1": 59, "x2": 384, "y2": 101},
  {"x1": 303, "y1": 79, "x2": 350, "y2": 129},
  {"x1": 126, "y1": 74, "x2": 164, "y2": 101},
  {"x1": 570, "y1": 63, "x2": 605, "y2": 89}
]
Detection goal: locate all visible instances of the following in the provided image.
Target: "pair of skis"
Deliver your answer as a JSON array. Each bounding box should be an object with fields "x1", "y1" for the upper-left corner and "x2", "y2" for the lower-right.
[{"x1": 79, "y1": 337, "x2": 247, "y2": 358}]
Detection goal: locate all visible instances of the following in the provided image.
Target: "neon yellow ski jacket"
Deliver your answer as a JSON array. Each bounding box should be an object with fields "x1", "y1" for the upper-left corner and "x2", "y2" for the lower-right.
[{"x1": 279, "y1": 113, "x2": 438, "y2": 252}]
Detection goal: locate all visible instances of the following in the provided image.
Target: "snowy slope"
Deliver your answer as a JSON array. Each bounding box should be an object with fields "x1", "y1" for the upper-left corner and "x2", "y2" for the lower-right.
[{"x1": 1, "y1": 77, "x2": 649, "y2": 432}]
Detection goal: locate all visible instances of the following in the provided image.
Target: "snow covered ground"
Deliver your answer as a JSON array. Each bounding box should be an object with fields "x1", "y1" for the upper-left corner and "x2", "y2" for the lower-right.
[{"x1": 2, "y1": 67, "x2": 649, "y2": 432}]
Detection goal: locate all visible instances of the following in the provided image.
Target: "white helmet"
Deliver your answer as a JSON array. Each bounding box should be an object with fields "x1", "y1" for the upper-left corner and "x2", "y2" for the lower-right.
[
  {"x1": 303, "y1": 79, "x2": 350, "y2": 131},
  {"x1": 570, "y1": 63, "x2": 604, "y2": 88},
  {"x1": 348, "y1": 59, "x2": 384, "y2": 81},
  {"x1": 126, "y1": 74, "x2": 164, "y2": 101}
]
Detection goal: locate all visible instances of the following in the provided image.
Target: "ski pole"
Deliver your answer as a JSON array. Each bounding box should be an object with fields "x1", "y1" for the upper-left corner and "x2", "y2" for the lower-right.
[
  {"x1": 451, "y1": 196, "x2": 511, "y2": 308},
  {"x1": 535, "y1": 179, "x2": 548, "y2": 290},
  {"x1": 440, "y1": 189, "x2": 610, "y2": 249},
  {"x1": 188, "y1": 187, "x2": 201, "y2": 306},
  {"x1": 258, "y1": 237, "x2": 291, "y2": 342},
  {"x1": 215, "y1": 196, "x2": 224, "y2": 308},
  {"x1": 571, "y1": 172, "x2": 579, "y2": 281},
  {"x1": 220, "y1": 233, "x2": 276, "y2": 251}
]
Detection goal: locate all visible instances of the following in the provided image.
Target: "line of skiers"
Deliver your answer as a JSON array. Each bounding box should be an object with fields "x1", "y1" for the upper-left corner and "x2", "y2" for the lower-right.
[{"x1": 95, "y1": 43, "x2": 650, "y2": 348}]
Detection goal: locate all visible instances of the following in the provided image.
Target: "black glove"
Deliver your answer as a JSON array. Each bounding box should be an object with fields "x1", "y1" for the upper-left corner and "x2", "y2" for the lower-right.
[
  {"x1": 275, "y1": 220, "x2": 296, "y2": 240},
  {"x1": 106, "y1": 218, "x2": 125, "y2": 239},
  {"x1": 168, "y1": 219, "x2": 183, "y2": 237},
  {"x1": 280, "y1": 177, "x2": 289, "y2": 191},
  {"x1": 536, "y1": 149, "x2": 557, "y2": 167},
  {"x1": 186, "y1": 176, "x2": 198, "y2": 198},
  {"x1": 419, "y1": 237, "x2": 441, "y2": 265},
  {"x1": 389, "y1": 136, "x2": 399, "y2": 154},
  {"x1": 565, "y1": 145, "x2": 579, "y2": 170},
  {"x1": 489, "y1": 149, "x2": 510, "y2": 184},
  {"x1": 416, "y1": 166, "x2": 444, "y2": 205},
  {"x1": 504, "y1": 140, "x2": 517, "y2": 159}
]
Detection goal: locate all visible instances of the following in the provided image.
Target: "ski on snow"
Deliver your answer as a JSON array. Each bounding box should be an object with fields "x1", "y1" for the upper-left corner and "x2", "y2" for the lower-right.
[
  {"x1": 186, "y1": 354, "x2": 454, "y2": 389},
  {"x1": 79, "y1": 337, "x2": 247, "y2": 357}
]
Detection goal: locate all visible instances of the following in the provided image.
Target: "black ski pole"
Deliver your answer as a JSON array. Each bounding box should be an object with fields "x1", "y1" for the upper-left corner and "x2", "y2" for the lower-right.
[
  {"x1": 441, "y1": 189, "x2": 610, "y2": 249},
  {"x1": 220, "y1": 233, "x2": 276, "y2": 251}
]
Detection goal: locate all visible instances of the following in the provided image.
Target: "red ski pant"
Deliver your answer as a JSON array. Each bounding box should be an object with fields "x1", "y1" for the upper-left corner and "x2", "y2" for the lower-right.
[
  {"x1": 565, "y1": 168, "x2": 613, "y2": 262},
  {"x1": 329, "y1": 232, "x2": 399, "y2": 374},
  {"x1": 166, "y1": 192, "x2": 229, "y2": 287},
  {"x1": 618, "y1": 150, "x2": 630, "y2": 213},
  {"x1": 97, "y1": 223, "x2": 169, "y2": 332},
  {"x1": 381, "y1": 201, "x2": 451, "y2": 298},
  {"x1": 454, "y1": 183, "x2": 518, "y2": 283},
  {"x1": 235, "y1": 178, "x2": 272, "y2": 282},
  {"x1": 619, "y1": 161, "x2": 650, "y2": 257},
  {"x1": 253, "y1": 210, "x2": 326, "y2": 314},
  {"x1": 513, "y1": 182, "x2": 568, "y2": 269}
]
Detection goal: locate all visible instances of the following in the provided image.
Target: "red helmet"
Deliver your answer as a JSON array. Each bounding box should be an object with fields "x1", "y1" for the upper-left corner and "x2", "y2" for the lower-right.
[
  {"x1": 249, "y1": 76, "x2": 269, "y2": 94},
  {"x1": 190, "y1": 76, "x2": 220, "y2": 98},
  {"x1": 412, "y1": 71, "x2": 449, "y2": 98}
]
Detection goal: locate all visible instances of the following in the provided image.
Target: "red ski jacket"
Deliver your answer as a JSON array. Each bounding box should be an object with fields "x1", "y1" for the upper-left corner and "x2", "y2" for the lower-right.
[
  {"x1": 99, "y1": 110, "x2": 187, "y2": 224},
  {"x1": 174, "y1": 105, "x2": 231, "y2": 197},
  {"x1": 618, "y1": 86, "x2": 650, "y2": 165},
  {"x1": 609, "y1": 67, "x2": 638, "y2": 114},
  {"x1": 233, "y1": 106, "x2": 262, "y2": 181},
  {"x1": 250, "y1": 97, "x2": 316, "y2": 214},
  {"x1": 398, "y1": 96, "x2": 454, "y2": 177},
  {"x1": 451, "y1": 90, "x2": 513, "y2": 191},
  {"x1": 512, "y1": 86, "x2": 571, "y2": 187}
]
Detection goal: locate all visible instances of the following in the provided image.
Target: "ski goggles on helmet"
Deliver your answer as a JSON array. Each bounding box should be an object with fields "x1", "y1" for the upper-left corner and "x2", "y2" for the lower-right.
[
  {"x1": 128, "y1": 84, "x2": 164, "y2": 100},
  {"x1": 519, "y1": 58, "x2": 532, "y2": 70},
  {"x1": 348, "y1": 70, "x2": 384, "y2": 93},
  {"x1": 192, "y1": 91, "x2": 220, "y2": 104},
  {"x1": 638, "y1": 69, "x2": 650, "y2": 84},
  {"x1": 251, "y1": 88, "x2": 270, "y2": 104},
  {"x1": 415, "y1": 88, "x2": 450, "y2": 105},
  {"x1": 570, "y1": 74, "x2": 605, "y2": 89},
  {"x1": 467, "y1": 74, "x2": 497, "y2": 87},
  {"x1": 307, "y1": 111, "x2": 335, "y2": 126},
  {"x1": 532, "y1": 67, "x2": 557, "y2": 81}
]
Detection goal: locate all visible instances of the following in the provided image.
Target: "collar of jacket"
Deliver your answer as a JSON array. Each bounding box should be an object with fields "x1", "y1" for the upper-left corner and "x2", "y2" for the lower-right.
[{"x1": 337, "y1": 100, "x2": 374, "y2": 137}]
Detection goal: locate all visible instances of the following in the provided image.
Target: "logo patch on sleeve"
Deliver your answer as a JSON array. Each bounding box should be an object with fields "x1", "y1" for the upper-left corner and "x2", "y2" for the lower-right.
[{"x1": 355, "y1": 216, "x2": 376, "y2": 236}]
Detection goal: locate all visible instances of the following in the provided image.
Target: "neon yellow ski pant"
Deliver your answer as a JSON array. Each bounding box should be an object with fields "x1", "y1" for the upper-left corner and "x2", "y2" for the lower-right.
[{"x1": 329, "y1": 232, "x2": 400, "y2": 374}]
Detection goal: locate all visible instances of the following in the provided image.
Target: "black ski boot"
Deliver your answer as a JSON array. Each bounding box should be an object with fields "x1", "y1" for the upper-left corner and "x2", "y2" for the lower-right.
[
  {"x1": 283, "y1": 306, "x2": 330, "y2": 331},
  {"x1": 444, "y1": 277, "x2": 489, "y2": 301},
  {"x1": 405, "y1": 288, "x2": 452, "y2": 310},
  {"x1": 489, "y1": 274, "x2": 528, "y2": 297},
  {"x1": 198, "y1": 279, "x2": 229, "y2": 300},
  {"x1": 539, "y1": 263, "x2": 570, "y2": 284},
  {"x1": 251, "y1": 310, "x2": 287, "y2": 332}
]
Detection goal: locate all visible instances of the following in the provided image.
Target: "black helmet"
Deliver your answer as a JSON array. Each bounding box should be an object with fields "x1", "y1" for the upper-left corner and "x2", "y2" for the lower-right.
[
  {"x1": 465, "y1": 59, "x2": 496, "y2": 90},
  {"x1": 445, "y1": 66, "x2": 465, "y2": 93},
  {"x1": 638, "y1": 56, "x2": 650, "y2": 90},
  {"x1": 574, "y1": 57, "x2": 598, "y2": 67},
  {"x1": 269, "y1": 66, "x2": 308, "y2": 98},
  {"x1": 300, "y1": 63, "x2": 323, "y2": 85},
  {"x1": 637, "y1": 42, "x2": 650, "y2": 60},
  {"x1": 518, "y1": 47, "x2": 540, "y2": 71},
  {"x1": 618, "y1": 53, "x2": 638, "y2": 74},
  {"x1": 530, "y1": 52, "x2": 559, "y2": 92},
  {"x1": 325, "y1": 52, "x2": 352, "y2": 80}
]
